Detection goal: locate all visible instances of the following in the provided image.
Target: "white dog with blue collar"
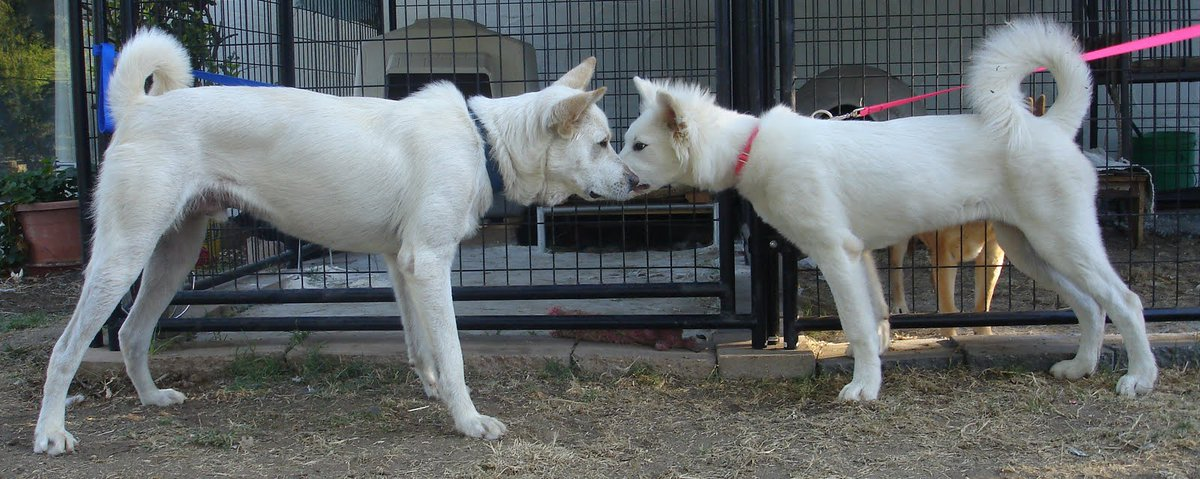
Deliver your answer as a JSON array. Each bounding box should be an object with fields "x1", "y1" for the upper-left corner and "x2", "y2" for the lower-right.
[{"x1": 33, "y1": 27, "x2": 645, "y2": 455}]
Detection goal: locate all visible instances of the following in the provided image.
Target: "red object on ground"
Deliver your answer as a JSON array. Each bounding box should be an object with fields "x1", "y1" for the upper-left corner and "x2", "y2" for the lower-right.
[{"x1": 548, "y1": 306, "x2": 704, "y2": 352}]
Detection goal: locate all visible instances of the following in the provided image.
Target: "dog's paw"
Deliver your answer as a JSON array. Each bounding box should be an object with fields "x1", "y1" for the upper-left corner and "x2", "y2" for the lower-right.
[
  {"x1": 33, "y1": 427, "x2": 77, "y2": 456},
  {"x1": 890, "y1": 304, "x2": 908, "y2": 315},
  {"x1": 837, "y1": 379, "x2": 880, "y2": 401},
  {"x1": 1049, "y1": 358, "x2": 1096, "y2": 381},
  {"x1": 1115, "y1": 366, "x2": 1157, "y2": 398},
  {"x1": 140, "y1": 388, "x2": 187, "y2": 407},
  {"x1": 456, "y1": 413, "x2": 507, "y2": 440}
]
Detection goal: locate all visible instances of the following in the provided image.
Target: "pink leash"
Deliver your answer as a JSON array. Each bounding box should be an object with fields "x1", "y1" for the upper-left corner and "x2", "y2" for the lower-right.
[
  {"x1": 855, "y1": 85, "x2": 966, "y2": 118},
  {"x1": 852, "y1": 23, "x2": 1200, "y2": 119},
  {"x1": 736, "y1": 23, "x2": 1200, "y2": 176}
]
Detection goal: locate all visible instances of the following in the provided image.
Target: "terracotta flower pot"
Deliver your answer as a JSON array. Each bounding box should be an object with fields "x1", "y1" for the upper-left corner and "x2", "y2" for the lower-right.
[{"x1": 14, "y1": 199, "x2": 83, "y2": 269}]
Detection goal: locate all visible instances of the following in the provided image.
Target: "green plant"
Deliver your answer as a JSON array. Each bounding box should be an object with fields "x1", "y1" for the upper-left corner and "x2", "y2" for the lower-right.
[
  {"x1": 0, "y1": 158, "x2": 79, "y2": 268},
  {"x1": 283, "y1": 330, "x2": 311, "y2": 357},
  {"x1": 227, "y1": 348, "x2": 291, "y2": 390},
  {"x1": 539, "y1": 358, "x2": 577, "y2": 382},
  {"x1": 186, "y1": 428, "x2": 238, "y2": 449},
  {"x1": 0, "y1": 0, "x2": 55, "y2": 163},
  {"x1": 0, "y1": 159, "x2": 77, "y2": 205},
  {"x1": 92, "y1": 0, "x2": 241, "y2": 77},
  {"x1": 0, "y1": 311, "x2": 55, "y2": 332}
]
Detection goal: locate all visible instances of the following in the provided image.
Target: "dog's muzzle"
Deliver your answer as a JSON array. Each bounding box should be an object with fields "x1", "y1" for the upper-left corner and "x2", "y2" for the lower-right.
[
  {"x1": 588, "y1": 171, "x2": 649, "y2": 199},
  {"x1": 626, "y1": 171, "x2": 651, "y2": 194}
]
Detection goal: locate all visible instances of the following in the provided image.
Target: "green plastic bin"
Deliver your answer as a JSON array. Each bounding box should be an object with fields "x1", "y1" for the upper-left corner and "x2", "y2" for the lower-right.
[{"x1": 1131, "y1": 131, "x2": 1198, "y2": 191}]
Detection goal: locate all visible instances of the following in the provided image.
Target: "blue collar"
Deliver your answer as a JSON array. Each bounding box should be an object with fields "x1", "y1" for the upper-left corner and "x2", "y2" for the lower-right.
[{"x1": 468, "y1": 106, "x2": 505, "y2": 194}]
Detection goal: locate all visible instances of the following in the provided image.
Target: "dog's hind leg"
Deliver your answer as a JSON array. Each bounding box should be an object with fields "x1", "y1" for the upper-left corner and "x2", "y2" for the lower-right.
[
  {"x1": 397, "y1": 242, "x2": 506, "y2": 440},
  {"x1": 34, "y1": 221, "x2": 167, "y2": 454},
  {"x1": 923, "y1": 230, "x2": 965, "y2": 337},
  {"x1": 384, "y1": 254, "x2": 440, "y2": 400},
  {"x1": 1011, "y1": 218, "x2": 1157, "y2": 396},
  {"x1": 993, "y1": 224, "x2": 1106, "y2": 380},
  {"x1": 971, "y1": 229, "x2": 1004, "y2": 336},
  {"x1": 119, "y1": 214, "x2": 208, "y2": 407},
  {"x1": 862, "y1": 251, "x2": 892, "y2": 353}
]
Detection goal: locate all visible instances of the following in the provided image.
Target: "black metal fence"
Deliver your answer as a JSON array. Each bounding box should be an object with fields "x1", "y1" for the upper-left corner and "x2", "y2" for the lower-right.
[
  {"x1": 72, "y1": 1, "x2": 1198, "y2": 352},
  {"x1": 77, "y1": 0, "x2": 752, "y2": 351},
  {"x1": 771, "y1": 0, "x2": 1200, "y2": 347}
]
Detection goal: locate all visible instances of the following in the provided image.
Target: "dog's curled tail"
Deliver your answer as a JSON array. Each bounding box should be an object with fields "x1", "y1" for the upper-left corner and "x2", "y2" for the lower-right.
[
  {"x1": 966, "y1": 17, "x2": 1091, "y2": 152},
  {"x1": 108, "y1": 28, "x2": 193, "y2": 122}
]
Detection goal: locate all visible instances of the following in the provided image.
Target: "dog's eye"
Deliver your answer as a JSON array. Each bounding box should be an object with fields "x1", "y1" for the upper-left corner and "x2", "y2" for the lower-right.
[
  {"x1": 633, "y1": 142, "x2": 647, "y2": 152},
  {"x1": 597, "y1": 139, "x2": 609, "y2": 148}
]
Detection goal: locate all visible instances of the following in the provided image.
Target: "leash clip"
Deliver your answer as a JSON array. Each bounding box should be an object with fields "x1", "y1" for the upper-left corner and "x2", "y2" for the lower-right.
[{"x1": 811, "y1": 108, "x2": 863, "y2": 121}]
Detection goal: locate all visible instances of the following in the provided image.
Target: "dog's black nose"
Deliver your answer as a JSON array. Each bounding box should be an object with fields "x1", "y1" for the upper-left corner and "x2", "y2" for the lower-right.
[
  {"x1": 625, "y1": 172, "x2": 652, "y2": 194},
  {"x1": 625, "y1": 172, "x2": 641, "y2": 191}
]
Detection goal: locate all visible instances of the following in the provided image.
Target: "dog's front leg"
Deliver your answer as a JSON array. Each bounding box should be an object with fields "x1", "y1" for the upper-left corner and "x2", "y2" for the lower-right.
[
  {"x1": 886, "y1": 242, "x2": 910, "y2": 315},
  {"x1": 398, "y1": 244, "x2": 506, "y2": 440},
  {"x1": 812, "y1": 244, "x2": 884, "y2": 401}
]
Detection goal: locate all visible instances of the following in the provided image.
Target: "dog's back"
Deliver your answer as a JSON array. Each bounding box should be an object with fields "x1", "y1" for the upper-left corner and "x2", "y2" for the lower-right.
[{"x1": 103, "y1": 31, "x2": 487, "y2": 254}]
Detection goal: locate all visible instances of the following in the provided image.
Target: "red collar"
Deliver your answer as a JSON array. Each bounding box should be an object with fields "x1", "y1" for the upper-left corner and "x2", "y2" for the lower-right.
[{"x1": 734, "y1": 125, "x2": 760, "y2": 176}]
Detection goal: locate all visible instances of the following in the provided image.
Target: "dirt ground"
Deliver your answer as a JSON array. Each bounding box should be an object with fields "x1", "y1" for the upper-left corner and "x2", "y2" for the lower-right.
[{"x1": 3, "y1": 259, "x2": 1200, "y2": 477}]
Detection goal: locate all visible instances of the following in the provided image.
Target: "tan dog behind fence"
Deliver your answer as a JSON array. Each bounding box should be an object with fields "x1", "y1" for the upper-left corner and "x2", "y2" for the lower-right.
[{"x1": 887, "y1": 96, "x2": 1046, "y2": 337}]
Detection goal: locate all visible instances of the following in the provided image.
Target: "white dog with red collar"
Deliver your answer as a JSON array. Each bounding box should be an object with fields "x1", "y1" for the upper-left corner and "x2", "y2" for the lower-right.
[{"x1": 618, "y1": 18, "x2": 1157, "y2": 401}]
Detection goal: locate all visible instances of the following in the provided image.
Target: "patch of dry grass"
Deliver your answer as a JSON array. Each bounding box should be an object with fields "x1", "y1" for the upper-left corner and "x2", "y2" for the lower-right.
[
  {"x1": 3, "y1": 346, "x2": 1200, "y2": 478},
  {"x1": 4, "y1": 288, "x2": 1200, "y2": 478}
]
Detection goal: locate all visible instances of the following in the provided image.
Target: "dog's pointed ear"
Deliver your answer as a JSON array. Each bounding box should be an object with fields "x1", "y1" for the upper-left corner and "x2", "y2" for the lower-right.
[
  {"x1": 655, "y1": 90, "x2": 687, "y2": 140},
  {"x1": 549, "y1": 86, "x2": 607, "y2": 137},
  {"x1": 633, "y1": 76, "x2": 657, "y2": 102},
  {"x1": 553, "y1": 57, "x2": 597, "y2": 89}
]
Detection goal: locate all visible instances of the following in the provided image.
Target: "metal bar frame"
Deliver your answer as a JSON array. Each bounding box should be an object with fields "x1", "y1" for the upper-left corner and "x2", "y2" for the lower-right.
[{"x1": 156, "y1": 314, "x2": 752, "y2": 333}]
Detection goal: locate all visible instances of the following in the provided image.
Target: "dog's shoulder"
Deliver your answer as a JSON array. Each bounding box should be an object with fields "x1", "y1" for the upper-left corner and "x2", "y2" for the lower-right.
[
  {"x1": 407, "y1": 81, "x2": 470, "y2": 106},
  {"x1": 761, "y1": 105, "x2": 800, "y2": 123}
]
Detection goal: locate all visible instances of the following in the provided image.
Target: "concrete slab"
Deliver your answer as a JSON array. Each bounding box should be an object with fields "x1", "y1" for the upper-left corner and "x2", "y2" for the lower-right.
[
  {"x1": 956, "y1": 334, "x2": 1115, "y2": 373},
  {"x1": 81, "y1": 331, "x2": 705, "y2": 380},
  {"x1": 811, "y1": 337, "x2": 963, "y2": 375},
  {"x1": 716, "y1": 340, "x2": 815, "y2": 379},
  {"x1": 79, "y1": 330, "x2": 1200, "y2": 386},
  {"x1": 1104, "y1": 332, "x2": 1200, "y2": 370},
  {"x1": 571, "y1": 341, "x2": 717, "y2": 378}
]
